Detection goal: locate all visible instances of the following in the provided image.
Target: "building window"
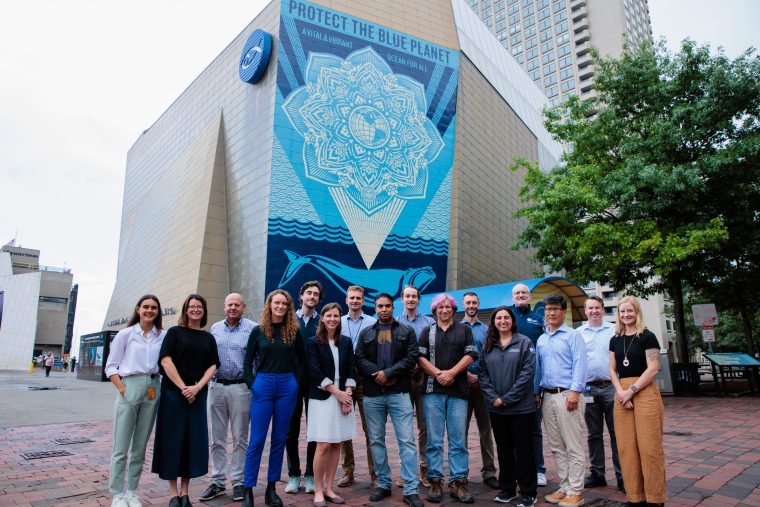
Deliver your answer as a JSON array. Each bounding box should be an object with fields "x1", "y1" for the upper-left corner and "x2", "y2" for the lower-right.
[
  {"x1": 530, "y1": 70, "x2": 541, "y2": 80},
  {"x1": 545, "y1": 85, "x2": 558, "y2": 97},
  {"x1": 538, "y1": 8, "x2": 550, "y2": 20},
  {"x1": 514, "y1": 53, "x2": 525, "y2": 63},
  {"x1": 537, "y1": 0, "x2": 550, "y2": 7},
  {"x1": 524, "y1": 26, "x2": 536, "y2": 37},
  {"x1": 557, "y1": 43, "x2": 571, "y2": 56},
  {"x1": 511, "y1": 44, "x2": 524, "y2": 55},
  {"x1": 526, "y1": 47, "x2": 538, "y2": 59},
  {"x1": 544, "y1": 74, "x2": 557, "y2": 86},
  {"x1": 540, "y1": 30, "x2": 553, "y2": 42},
  {"x1": 522, "y1": 5, "x2": 535, "y2": 16},
  {"x1": 543, "y1": 62, "x2": 556, "y2": 74},
  {"x1": 553, "y1": 0, "x2": 566, "y2": 12},
  {"x1": 556, "y1": 21, "x2": 568, "y2": 34},
  {"x1": 525, "y1": 36, "x2": 538, "y2": 48},
  {"x1": 509, "y1": 3, "x2": 519, "y2": 14},
  {"x1": 523, "y1": 15, "x2": 535, "y2": 27},
  {"x1": 527, "y1": 58, "x2": 539, "y2": 70},
  {"x1": 554, "y1": 11, "x2": 567, "y2": 22},
  {"x1": 559, "y1": 55, "x2": 572, "y2": 68},
  {"x1": 40, "y1": 296, "x2": 68, "y2": 304},
  {"x1": 542, "y1": 52, "x2": 555, "y2": 63},
  {"x1": 560, "y1": 78, "x2": 575, "y2": 91},
  {"x1": 541, "y1": 40, "x2": 554, "y2": 52},
  {"x1": 539, "y1": 19, "x2": 552, "y2": 31},
  {"x1": 559, "y1": 67, "x2": 573, "y2": 79},
  {"x1": 496, "y1": 20, "x2": 507, "y2": 31},
  {"x1": 509, "y1": 13, "x2": 520, "y2": 24}
]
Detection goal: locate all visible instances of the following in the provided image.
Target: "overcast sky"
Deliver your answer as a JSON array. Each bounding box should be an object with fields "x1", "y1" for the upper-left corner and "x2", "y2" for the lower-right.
[{"x1": 1, "y1": 0, "x2": 758, "y2": 354}]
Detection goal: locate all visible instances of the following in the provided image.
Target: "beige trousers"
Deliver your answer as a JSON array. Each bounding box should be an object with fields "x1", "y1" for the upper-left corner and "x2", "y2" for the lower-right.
[
  {"x1": 542, "y1": 390, "x2": 587, "y2": 495},
  {"x1": 614, "y1": 377, "x2": 667, "y2": 504}
]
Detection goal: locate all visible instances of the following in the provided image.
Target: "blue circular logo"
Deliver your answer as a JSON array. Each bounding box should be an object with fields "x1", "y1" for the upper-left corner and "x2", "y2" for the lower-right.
[{"x1": 239, "y1": 29, "x2": 272, "y2": 84}]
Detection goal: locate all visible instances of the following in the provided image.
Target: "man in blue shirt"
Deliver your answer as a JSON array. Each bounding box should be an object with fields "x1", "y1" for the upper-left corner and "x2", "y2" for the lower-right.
[
  {"x1": 201, "y1": 293, "x2": 257, "y2": 503},
  {"x1": 396, "y1": 284, "x2": 435, "y2": 488},
  {"x1": 534, "y1": 295, "x2": 587, "y2": 507},
  {"x1": 510, "y1": 283, "x2": 547, "y2": 487},
  {"x1": 578, "y1": 296, "x2": 623, "y2": 492},
  {"x1": 461, "y1": 292, "x2": 498, "y2": 490},
  {"x1": 338, "y1": 285, "x2": 377, "y2": 488}
]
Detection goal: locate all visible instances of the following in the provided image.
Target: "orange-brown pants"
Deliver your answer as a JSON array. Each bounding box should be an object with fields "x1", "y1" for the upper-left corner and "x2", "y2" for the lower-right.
[{"x1": 613, "y1": 377, "x2": 667, "y2": 504}]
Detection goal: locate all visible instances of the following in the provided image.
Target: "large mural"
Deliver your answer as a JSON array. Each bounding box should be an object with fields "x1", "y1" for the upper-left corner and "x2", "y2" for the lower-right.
[{"x1": 266, "y1": 0, "x2": 459, "y2": 307}]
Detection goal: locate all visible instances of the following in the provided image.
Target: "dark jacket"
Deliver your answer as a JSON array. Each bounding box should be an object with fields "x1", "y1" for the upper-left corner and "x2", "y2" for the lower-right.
[
  {"x1": 355, "y1": 320, "x2": 418, "y2": 397},
  {"x1": 306, "y1": 335, "x2": 355, "y2": 400},
  {"x1": 478, "y1": 332, "x2": 536, "y2": 415}
]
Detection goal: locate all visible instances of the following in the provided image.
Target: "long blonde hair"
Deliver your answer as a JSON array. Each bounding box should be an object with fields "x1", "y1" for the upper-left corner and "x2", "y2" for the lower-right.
[
  {"x1": 259, "y1": 289, "x2": 299, "y2": 344},
  {"x1": 615, "y1": 295, "x2": 647, "y2": 336}
]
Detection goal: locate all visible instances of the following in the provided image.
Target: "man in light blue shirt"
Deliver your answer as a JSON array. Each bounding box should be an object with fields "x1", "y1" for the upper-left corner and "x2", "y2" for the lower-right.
[
  {"x1": 338, "y1": 285, "x2": 377, "y2": 488},
  {"x1": 397, "y1": 284, "x2": 435, "y2": 488},
  {"x1": 201, "y1": 293, "x2": 257, "y2": 503},
  {"x1": 461, "y1": 292, "x2": 498, "y2": 489},
  {"x1": 534, "y1": 295, "x2": 587, "y2": 507},
  {"x1": 578, "y1": 296, "x2": 623, "y2": 492}
]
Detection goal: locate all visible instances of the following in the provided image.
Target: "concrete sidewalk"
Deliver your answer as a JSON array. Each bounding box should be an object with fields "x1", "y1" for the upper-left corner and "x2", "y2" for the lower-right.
[{"x1": 0, "y1": 370, "x2": 759, "y2": 506}]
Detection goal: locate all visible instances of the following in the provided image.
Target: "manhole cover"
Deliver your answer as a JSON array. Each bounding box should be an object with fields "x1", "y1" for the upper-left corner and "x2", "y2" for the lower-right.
[
  {"x1": 54, "y1": 437, "x2": 94, "y2": 445},
  {"x1": 27, "y1": 386, "x2": 61, "y2": 391},
  {"x1": 21, "y1": 450, "x2": 73, "y2": 460}
]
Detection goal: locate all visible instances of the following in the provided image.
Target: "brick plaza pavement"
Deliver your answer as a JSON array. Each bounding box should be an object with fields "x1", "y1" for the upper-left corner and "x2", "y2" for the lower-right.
[{"x1": 1, "y1": 392, "x2": 759, "y2": 506}]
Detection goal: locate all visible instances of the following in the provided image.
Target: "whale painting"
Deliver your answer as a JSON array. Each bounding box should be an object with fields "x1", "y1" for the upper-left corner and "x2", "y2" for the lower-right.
[{"x1": 278, "y1": 250, "x2": 436, "y2": 304}]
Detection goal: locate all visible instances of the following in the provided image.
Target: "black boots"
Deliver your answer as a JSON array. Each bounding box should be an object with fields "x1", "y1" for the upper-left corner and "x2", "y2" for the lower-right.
[
  {"x1": 264, "y1": 482, "x2": 282, "y2": 506},
  {"x1": 243, "y1": 486, "x2": 254, "y2": 507}
]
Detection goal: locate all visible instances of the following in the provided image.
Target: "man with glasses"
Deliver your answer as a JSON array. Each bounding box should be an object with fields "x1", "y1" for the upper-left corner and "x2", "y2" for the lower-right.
[{"x1": 534, "y1": 295, "x2": 587, "y2": 507}]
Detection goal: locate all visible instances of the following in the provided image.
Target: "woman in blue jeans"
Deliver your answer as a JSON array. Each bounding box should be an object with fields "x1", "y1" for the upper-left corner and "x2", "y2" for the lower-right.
[{"x1": 241, "y1": 289, "x2": 305, "y2": 507}]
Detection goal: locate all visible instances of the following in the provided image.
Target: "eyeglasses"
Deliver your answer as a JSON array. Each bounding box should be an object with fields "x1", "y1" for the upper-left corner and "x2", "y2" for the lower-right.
[
  {"x1": 544, "y1": 307, "x2": 564, "y2": 313},
  {"x1": 188, "y1": 305, "x2": 204, "y2": 310}
]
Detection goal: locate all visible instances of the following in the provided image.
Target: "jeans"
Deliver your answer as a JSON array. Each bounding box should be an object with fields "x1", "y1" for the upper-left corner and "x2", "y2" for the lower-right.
[
  {"x1": 363, "y1": 393, "x2": 419, "y2": 496},
  {"x1": 285, "y1": 391, "x2": 316, "y2": 477},
  {"x1": 243, "y1": 373, "x2": 298, "y2": 487},
  {"x1": 423, "y1": 394, "x2": 469, "y2": 482},
  {"x1": 584, "y1": 383, "x2": 622, "y2": 480}
]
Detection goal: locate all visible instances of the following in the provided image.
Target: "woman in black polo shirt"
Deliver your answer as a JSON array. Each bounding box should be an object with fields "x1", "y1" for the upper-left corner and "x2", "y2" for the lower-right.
[{"x1": 609, "y1": 296, "x2": 666, "y2": 507}]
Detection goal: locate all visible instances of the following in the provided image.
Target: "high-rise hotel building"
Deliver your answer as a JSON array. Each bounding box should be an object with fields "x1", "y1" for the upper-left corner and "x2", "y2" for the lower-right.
[{"x1": 468, "y1": 0, "x2": 652, "y2": 105}]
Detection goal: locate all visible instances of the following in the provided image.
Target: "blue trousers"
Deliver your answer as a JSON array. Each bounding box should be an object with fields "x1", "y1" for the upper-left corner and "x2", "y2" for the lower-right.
[{"x1": 243, "y1": 373, "x2": 298, "y2": 487}]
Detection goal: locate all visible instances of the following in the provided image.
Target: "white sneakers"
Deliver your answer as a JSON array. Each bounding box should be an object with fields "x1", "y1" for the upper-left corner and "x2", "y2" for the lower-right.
[
  {"x1": 113, "y1": 492, "x2": 142, "y2": 507},
  {"x1": 537, "y1": 473, "x2": 548, "y2": 487}
]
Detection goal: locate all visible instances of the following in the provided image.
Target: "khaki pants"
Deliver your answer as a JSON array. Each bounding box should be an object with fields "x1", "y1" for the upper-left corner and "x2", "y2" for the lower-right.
[
  {"x1": 542, "y1": 390, "x2": 586, "y2": 495},
  {"x1": 614, "y1": 377, "x2": 667, "y2": 504}
]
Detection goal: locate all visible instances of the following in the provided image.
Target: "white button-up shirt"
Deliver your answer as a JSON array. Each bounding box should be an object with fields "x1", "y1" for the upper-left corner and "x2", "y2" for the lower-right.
[
  {"x1": 104, "y1": 324, "x2": 166, "y2": 377},
  {"x1": 578, "y1": 320, "x2": 615, "y2": 382}
]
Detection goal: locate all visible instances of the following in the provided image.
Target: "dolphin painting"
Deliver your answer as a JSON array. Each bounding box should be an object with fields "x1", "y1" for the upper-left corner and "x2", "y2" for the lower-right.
[{"x1": 278, "y1": 250, "x2": 436, "y2": 303}]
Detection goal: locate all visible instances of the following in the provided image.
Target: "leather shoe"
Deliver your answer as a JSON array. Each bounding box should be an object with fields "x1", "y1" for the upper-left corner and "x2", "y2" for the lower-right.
[
  {"x1": 403, "y1": 493, "x2": 424, "y2": 507},
  {"x1": 243, "y1": 487, "x2": 254, "y2": 507},
  {"x1": 584, "y1": 474, "x2": 607, "y2": 488},
  {"x1": 369, "y1": 488, "x2": 391, "y2": 502},
  {"x1": 180, "y1": 495, "x2": 192, "y2": 507},
  {"x1": 264, "y1": 483, "x2": 282, "y2": 507},
  {"x1": 324, "y1": 494, "x2": 345, "y2": 504},
  {"x1": 484, "y1": 476, "x2": 500, "y2": 490},
  {"x1": 169, "y1": 497, "x2": 181, "y2": 507},
  {"x1": 337, "y1": 472, "x2": 354, "y2": 487}
]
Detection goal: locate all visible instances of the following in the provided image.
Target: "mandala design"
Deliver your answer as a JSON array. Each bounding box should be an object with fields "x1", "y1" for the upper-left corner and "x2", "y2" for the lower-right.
[{"x1": 283, "y1": 47, "x2": 445, "y2": 215}]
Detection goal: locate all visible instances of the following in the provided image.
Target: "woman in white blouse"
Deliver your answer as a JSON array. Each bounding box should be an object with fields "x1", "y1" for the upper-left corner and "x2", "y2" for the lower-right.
[{"x1": 104, "y1": 295, "x2": 166, "y2": 507}]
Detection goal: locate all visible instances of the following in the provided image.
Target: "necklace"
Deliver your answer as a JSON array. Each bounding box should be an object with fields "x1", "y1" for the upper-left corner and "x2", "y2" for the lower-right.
[{"x1": 622, "y1": 334, "x2": 637, "y2": 367}]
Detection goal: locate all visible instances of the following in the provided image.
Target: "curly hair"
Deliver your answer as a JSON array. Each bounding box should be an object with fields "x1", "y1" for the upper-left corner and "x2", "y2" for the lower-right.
[
  {"x1": 483, "y1": 306, "x2": 519, "y2": 354},
  {"x1": 316, "y1": 302, "x2": 343, "y2": 345},
  {"x1": 259, "y1": 289, "x2": 299, "y2": 344}
]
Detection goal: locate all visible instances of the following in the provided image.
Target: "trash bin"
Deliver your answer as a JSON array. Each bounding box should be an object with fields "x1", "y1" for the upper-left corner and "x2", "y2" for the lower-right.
[{"x1": 672, "y1": 362, "x2": 700, "y2": 396}]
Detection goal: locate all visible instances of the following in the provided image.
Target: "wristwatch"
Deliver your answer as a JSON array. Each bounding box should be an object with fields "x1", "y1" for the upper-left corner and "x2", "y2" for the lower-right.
[{"x1": 630, "y1": 385, "x2": 638, "y2": 394}]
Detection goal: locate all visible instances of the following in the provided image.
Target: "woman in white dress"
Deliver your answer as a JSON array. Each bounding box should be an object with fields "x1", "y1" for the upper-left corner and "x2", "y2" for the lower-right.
[{"x1": 306, "y1": 303, "x2": 356, "y2": 507}]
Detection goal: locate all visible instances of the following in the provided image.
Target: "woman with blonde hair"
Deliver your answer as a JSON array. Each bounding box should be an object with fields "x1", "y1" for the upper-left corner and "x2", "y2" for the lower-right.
[
  {"x1": 609, "y1": 296, "x2": 666, "y2": 507},
  {"x1": 241, "y1": 289, "x2": 306, "y2": 507}
]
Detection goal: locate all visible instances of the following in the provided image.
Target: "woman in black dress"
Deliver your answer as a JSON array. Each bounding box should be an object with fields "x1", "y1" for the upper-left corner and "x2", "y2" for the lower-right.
[{"x1": 152, "y1": 294, "x2": 220, "y2": 507}]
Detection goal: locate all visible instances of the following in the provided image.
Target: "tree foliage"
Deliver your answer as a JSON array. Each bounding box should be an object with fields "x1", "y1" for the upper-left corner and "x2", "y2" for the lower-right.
[{"x1": 512, "y1": 40, "x2": 760, "y2": 362}]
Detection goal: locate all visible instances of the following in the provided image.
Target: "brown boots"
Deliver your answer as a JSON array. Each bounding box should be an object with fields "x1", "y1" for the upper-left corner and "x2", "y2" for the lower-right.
[{"x1": 449, "y1": 479, "x2": 474, "y2": 503}]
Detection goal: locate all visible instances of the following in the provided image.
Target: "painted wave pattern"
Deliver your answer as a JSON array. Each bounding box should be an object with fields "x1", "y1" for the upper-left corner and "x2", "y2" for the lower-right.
[{"x1": 269, "y1": 218, "x2": 447, "y2": 255}]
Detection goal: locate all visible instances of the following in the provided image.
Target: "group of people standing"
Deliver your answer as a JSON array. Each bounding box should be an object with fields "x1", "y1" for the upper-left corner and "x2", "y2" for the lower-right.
[{"x1": 103, "y1": 281, "x2": 667, "y2": 507}]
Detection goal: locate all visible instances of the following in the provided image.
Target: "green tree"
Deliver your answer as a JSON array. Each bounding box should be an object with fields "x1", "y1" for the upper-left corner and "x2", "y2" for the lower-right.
[{"x1": 511, "y1": 40, "x2": 760, "y2": 363}]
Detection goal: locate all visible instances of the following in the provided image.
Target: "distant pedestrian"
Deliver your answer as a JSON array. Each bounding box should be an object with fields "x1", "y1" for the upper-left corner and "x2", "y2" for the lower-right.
[
  {"x1": 70, "y1": 356, "x2": 77, "y2": 373},
  {"x1": 105, "y1": 295, "x2": 166, "y2": 507},
  {"x1": 44, "y1": 353, "x2": 54, "y2": 377},
  {"x1": 152, "y1": 294, "x2": 220, "y2": 507},
  {"x1": 610, "y1": 296, "x2": 666, "y2": 507}
]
